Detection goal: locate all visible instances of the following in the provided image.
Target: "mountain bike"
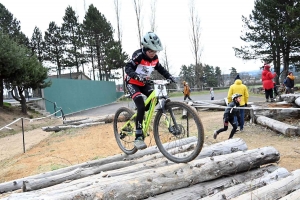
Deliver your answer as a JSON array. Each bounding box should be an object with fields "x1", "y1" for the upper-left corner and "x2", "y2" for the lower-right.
[{"x1": 113, "y1": 79, "x2": 204, "y2": 163}]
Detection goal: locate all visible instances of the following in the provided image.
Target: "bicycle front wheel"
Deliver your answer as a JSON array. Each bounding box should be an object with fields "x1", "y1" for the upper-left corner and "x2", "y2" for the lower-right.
[
  {"x1": 153, "y1": 101, "x2": 204, "y2": 163},
  {"x1": 113, "y1": 107, "x2": 137, "y2": 155}
]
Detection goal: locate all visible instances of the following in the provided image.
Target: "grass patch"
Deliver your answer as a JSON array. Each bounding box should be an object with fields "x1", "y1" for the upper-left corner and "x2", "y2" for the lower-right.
[{"x1": 50, "y1": 163, "x2": 67, "y2": 171}]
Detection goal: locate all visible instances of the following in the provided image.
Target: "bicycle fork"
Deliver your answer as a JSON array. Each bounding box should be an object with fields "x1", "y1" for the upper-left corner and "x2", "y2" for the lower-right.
[{"x1": 160, "y1": 101, "x2": 182, "y2": 136}]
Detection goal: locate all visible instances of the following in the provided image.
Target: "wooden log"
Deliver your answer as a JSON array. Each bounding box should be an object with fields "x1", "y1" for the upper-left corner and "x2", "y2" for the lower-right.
[
  {"x1": 256, "y1": 115, "x2": 300, "y2": 136},
  {"x1": 278, "y1": 94, "x2": 300, "y2": 103},
  {"x1": 194, "y1": 99, "x2": 227, "y2": 106},
  {"x1": 0, "y1": 137, "x2": 198, "y2": 193},
  {"x1": 63, "y1": 118, "x2": 89, "y2": 124},
  {"x1": 106, "y1": 138, "x2": 248, "y2": 177},
  {"x1": 295, "y1": 97, "x2": 300, "y2": 107},
  {"x1": 232, "y1": 169, "x2": 300, "y2": 200},
  {"x1": 202, "y1": 167, "x2": 290, "y2": 200},
  {"x1": 5, "y1": 147, "x2": 280, "y2": 199},
  {"x1": 22, "y1": 138, "x2": 247, "y2": 192},
  {"x1": 278, "y1": 188, "x2": 300, "y2": 200},
  {"x1": 252, "y1": 104, "x2": 300, "y2": 121},
  {"x1": 147, "y1": 165, "x2": 280, "y2": 200},
  {"x1": 41, "y1": 122, "x2": 105, "y2": 132}
]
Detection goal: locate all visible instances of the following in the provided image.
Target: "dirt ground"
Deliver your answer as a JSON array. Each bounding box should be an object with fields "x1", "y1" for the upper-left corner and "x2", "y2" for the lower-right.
[{"x1": 0, "y1": 106, "x2": 300, "y2": 184}]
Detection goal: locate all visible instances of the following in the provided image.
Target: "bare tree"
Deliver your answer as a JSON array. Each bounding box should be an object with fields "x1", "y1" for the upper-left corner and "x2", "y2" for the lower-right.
[
  {"x1": 133, "y1": 0, "x2": 143, "y2": 48},
  {"x1": 114, "y1": 0, "x2": 126, "y2": 91},
  {"x1": 114, "y1": 0, "x2": 122, "y2": 43},
  {"x1": 150, "y1": 0, "x2": 157, "y2": 32},
  {"x1": 189, "y1": 0, "x2": 203, "y2": 89},
  {"x1": 161, "y1": 46, "x2": 170, "y2": 72}
]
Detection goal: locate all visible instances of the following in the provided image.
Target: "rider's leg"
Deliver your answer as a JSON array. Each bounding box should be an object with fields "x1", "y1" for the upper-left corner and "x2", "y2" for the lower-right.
[{"x1": 140, "y1": 84, "x2": 153, "y2": 111}]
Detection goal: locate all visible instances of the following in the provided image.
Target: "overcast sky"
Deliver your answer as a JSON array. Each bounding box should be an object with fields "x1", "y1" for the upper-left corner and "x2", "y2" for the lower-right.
[{"x1": 2, "y1": 0, "x2": 261, "y2": 76}]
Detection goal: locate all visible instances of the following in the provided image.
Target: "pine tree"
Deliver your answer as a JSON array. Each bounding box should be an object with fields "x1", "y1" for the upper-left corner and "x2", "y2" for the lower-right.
[
  {"x1": 29, "y1": 26, "x2": 45, "y2": 63},
  {"x1": 215, "y1": 67, "x2": 223, "y2": 87},
  {"x1": 179, "y1": 64, "x2": 195, "y2": 88},
  {"x1": 104, "y1": 40, "x2": 128, "y2": 81},
  {"x1": 62, "y1": 6, "x2": 87, "y2": 73},
  {"x1": 83, "y1": 4, "x2": 115, "y2": 81},
  {"x1": 0, "y1": 3, "x2": 26, "y2": 106},
  {"x1": 44, "y1": 22, "x2": 65, "y2": 76},
  {"x1": 233, "y1": 0, "x2": 300, "y2": 82}
]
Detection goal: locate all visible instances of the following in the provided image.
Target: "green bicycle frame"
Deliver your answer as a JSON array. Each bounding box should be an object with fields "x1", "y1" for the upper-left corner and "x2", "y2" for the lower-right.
[{"x1": 120, "y1": 89, "x2": 170, "y2": 138}]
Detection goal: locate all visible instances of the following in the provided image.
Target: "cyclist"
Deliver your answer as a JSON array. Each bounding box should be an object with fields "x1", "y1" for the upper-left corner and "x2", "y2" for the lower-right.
[
  {"x1": 213, "y1": 93, "x2": 242, "y2": 140},
  {"x1": 124, "y1": 31, "x2": 175, "y2": 149}
]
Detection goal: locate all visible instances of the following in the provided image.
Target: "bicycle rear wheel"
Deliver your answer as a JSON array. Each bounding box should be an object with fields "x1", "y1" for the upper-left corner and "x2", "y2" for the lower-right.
[
  {"x1": 113, "y1": 107, "x2": 137, "y2": 154},
  {"x1": 153, "y1": 101, "x2": 204, "y2": 163}
]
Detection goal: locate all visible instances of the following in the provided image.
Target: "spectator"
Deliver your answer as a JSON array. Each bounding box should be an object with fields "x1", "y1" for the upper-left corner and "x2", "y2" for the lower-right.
[
  {"x1": 261, "y1": 64, "x2": 277, "y2": 102},
  {"x1": 227, "y1": 74, "x2": 249, "y2": 132},
  {"x1": 285, "y1": 72, "x2": 295, "y2": 94},
  {"x1": 210, "y1": 88, "x2": 214, "y2": 100},
  {"x1": 183, "y1": 81, "x2": 192, "y2": 101},
  {"x1": 214, "y1": 93, "x2": 242, "y2": 140}
]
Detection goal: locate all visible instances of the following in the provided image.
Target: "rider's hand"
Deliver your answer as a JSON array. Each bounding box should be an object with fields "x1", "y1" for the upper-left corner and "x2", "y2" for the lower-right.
[
  {"x1": 168, "y1": 76, "x2": 176, "y2": 83},
  {"x1": 134, "y1": 74, "x2": 144, "y2": 82}
]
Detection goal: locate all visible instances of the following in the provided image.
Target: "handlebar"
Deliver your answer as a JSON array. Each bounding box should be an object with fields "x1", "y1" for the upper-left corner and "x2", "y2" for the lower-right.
[{"x1": 144, "y1": 79, "x2": 173, "y2": 85}]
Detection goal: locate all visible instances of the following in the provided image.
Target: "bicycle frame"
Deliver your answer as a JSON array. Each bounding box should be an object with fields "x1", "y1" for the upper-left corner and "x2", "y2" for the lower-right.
[{"x1": 120, "y1": 80, "x2": 171, "y2": 138}]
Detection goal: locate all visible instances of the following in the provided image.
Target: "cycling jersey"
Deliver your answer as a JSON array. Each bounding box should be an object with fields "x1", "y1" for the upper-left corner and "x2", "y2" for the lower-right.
[{"x1": 125, "y1": 48, "x2": 171, "y2": 86}]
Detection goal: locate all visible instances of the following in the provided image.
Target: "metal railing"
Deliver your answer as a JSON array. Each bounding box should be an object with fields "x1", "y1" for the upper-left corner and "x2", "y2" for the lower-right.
[{"x1": 43, "y1": 98, "x2": 66, "y2": 120}]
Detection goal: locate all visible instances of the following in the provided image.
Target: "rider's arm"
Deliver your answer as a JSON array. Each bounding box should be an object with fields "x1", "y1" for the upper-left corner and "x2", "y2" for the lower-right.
[
  {"x1": 155, "y1": 62, "x2": 172, "y2": 79},
  {"x1": 125, "y1": 50, "x2": 142, "y2": 78}
]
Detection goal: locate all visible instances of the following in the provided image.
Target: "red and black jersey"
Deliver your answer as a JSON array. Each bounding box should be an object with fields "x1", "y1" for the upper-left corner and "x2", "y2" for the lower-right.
[{"x1": 125, "y1": 48, "x2": 171, "y2": 86}]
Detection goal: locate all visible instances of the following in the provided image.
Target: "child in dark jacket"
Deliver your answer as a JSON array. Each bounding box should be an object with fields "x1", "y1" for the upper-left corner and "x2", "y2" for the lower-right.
[{"x1": 214, "y1": 93, "x2": 242, "y2": 140}]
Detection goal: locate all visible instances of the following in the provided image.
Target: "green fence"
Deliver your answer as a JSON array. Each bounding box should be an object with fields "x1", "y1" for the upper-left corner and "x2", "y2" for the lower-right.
[{"x1": 44, "y1": 79, "x2": 123, "y2": 115}]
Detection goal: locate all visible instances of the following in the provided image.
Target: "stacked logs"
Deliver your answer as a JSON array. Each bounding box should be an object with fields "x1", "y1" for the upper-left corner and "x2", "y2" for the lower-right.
[{"x1": 1, "y1": 138, "x2": 300, "y2": 199}]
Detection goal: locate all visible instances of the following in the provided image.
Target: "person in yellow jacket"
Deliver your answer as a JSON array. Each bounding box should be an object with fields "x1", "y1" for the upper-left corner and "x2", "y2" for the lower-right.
[
  {"x1": 183, "y1": 81, "x2": 192, "y2": 101},
  {"x1": 227, "y1": 74, "x2": 249, "y2": 131}
]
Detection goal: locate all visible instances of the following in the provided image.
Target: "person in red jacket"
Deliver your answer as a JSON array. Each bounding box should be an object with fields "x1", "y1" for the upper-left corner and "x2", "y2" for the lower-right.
[{"x1": 261, "y1": 64, "x2": 277, "y2": 102}]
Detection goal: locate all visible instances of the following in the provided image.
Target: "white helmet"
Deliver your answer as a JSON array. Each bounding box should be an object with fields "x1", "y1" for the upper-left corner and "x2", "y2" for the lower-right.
[
  {"x1": 141, "y1": 32, "x2": 163, "y2": 51},
  {"x1": 232, "y1": 93, "x2": 242, "y2": 101}
]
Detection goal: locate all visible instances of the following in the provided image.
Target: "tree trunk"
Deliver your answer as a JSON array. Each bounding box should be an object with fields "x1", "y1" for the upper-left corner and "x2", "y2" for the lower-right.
[
  {"x1": 43, "y1": 115, "x2": 115, "y2": 132},
  {"x1": 0, "y1": 137, "x2": 198, "y2": 193},
  {"x1": 256, "y1": 115, "x2": 300, "y2": 136},
  {"x1": 19, "y1": 94, "x2": 27, "y2": 115},
  {"x1": 252, "y1": 104, "x2": 300, "y2": 121},
  {"x1": 41, "y1": 122, "x2": 105, "y2": 132},
  {"x1": 5, "y1": 146, "x2": 280, "y2": 199},
  {"x1": 202, "y1": 168, "x2": 290, "y2": 200},
  {"x1": 232, "y1": 169, "x2": 300, "y2": 200},
  {"x1": 0, "y1": 76, "x2": 3, "y2": 107},
  {"x1": 147, "y1": 165, "x2": 281, "y2": 200},
  {"x1": 278, "y1": 94, "x2": 300, "y2": 103},
  {"x1": 294, "y1": 97, "x2": 300, "y2": 107},
  {"x1": 278, "y1": 188, "x2": 300, "y2": 200},
  {"x1": 0, "y1": 138, "x2": 246, "y2": 194},
  {"x1": 194, "y1": 99, "x2": 226, "y2": 106}
]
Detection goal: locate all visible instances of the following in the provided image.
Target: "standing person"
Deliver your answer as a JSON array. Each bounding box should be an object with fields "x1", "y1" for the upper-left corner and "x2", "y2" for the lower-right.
[
  {"x1": 227, "y1": 74, "x2": 249, "y2": 132},
  {"x1": 183, "y1": 81, "x2": 192, "y2": 101},
  {"x1": 125, "y1": 32, "x2": 175, "y2": 149},
  {"x1": 261, "y1": 64, "x2": 277, "y2": 102},
  {"x1": 214, "y1": 93, "x2": 242, "y2": 140},
  {"x1": 210, "y1": 88, "x2": 214, "y2": 100},
  {"x1": 285, "y1": 72, "x2": 295, "y2": 94}
]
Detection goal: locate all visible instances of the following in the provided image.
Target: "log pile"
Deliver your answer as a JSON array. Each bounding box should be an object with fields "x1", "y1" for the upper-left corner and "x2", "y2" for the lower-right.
[
  {"x1": 251, "y1": 94, "x2": 300, "y2": 136},
  {"x1": 192, "y1": 94, "x2": 300, "y2": 137},
  {"x1": 42, "y1": 115, "x2": 114, "y2": 132},
  {"x1": 1, "y1": 138, "x2": 300, "y2": 200}
]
